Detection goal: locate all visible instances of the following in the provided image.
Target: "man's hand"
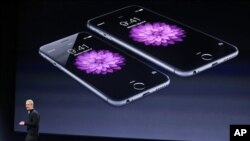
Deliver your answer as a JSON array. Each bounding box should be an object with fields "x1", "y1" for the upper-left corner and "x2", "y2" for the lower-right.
[{"x1": 19, "y1": 121, "x2": 25, "y2": 126}]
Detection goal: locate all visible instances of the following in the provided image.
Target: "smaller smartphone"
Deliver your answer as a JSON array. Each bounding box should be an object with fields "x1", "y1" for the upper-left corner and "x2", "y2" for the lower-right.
[
  {"x1": 39, "y1": 32, "x2": 170, "y2": 106},
  {"x1": 87, "y1": 5, "x2": 239, "y2": 77}
]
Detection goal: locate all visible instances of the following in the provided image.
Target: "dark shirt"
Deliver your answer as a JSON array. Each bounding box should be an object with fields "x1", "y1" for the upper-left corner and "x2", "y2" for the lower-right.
[{"x1": 25, "y1": 109, "x2": 40, "y2": 136}]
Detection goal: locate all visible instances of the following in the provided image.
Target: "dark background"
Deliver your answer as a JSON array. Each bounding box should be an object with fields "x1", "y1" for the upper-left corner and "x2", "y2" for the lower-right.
[{"x1": 2, "y1": 0, "x2": 250, "y2": 141}]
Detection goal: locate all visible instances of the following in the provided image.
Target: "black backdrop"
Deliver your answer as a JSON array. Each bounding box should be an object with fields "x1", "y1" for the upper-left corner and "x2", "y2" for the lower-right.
[{"x1": 2, "y1": 0, "x2": 250, "y2": 141}]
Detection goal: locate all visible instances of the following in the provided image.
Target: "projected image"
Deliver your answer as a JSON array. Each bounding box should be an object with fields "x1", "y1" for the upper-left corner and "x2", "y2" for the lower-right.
[
  {"x1": 129, "y1": 22, "x2": 186, "y2": 46},
  {"x1": 75, "y1": 50, "x2": 126, "y2": 75}
]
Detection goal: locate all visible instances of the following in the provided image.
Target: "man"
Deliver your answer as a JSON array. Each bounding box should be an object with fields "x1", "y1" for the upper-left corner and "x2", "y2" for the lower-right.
[{"x1": 19, "y1": 99, "x2": 40, "y2": 141}]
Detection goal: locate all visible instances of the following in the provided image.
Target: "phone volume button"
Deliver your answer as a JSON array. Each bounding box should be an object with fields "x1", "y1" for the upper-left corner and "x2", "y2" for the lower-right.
[
  {"x1": 52, "y1": 62, "x2": 62, "y2": 70},
  {"x1": 104, "y1": 34, "x2": 112, "y2": 40},
  {"x1": 109, "y1": 35, "x2": 113, "y2": 40},
  {"x1": 52, "y1": 62, "x2": 57, "y2": 66},
  {"x1": 148, "y1": 89, "x2": 155, "y2": 93}
]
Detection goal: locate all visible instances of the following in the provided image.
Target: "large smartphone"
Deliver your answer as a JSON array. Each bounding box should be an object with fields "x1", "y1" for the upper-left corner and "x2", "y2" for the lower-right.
[
  {"x1": 87, "y1": 5, "x2": 239, "y2": 77},
  {"x1": 39, "y1": 32, "x2": 169, "y2": 106}
]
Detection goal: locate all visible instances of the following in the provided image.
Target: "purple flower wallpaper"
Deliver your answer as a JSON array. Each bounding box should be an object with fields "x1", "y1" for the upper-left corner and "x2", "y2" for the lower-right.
[
  {"x1": 129, "y1": 22, "x2": 186, "y2": 46},
  {"x1": 75, "y1": 50, "x2": 125, "y2": 75}
]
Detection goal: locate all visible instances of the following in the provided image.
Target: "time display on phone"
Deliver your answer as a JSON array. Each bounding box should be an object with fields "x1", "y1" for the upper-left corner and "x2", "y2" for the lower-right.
[
  {"x1": 67, "y1": 43, "x2": 92, "y2": 56},
  {"x1": 119, "y1": 17, "x2": 146, "y2": 29}
]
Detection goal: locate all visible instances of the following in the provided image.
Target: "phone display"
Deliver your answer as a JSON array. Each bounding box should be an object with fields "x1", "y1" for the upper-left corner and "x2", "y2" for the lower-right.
[
  {"x1": 87, "y1": 5, "x2": 239, "y2": 76},
  {"x1": 39, "y1": 32, "x2": 169, "y2": 106}
]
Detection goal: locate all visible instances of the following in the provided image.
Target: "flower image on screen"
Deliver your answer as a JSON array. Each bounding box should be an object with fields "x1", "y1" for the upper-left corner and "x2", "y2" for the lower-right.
[
  {"x1": 129, "y1": 22, "x2": 186, "y2": 46},
  {"x1": 75, "y1": 50, "x2": 126, "y2": 75}
]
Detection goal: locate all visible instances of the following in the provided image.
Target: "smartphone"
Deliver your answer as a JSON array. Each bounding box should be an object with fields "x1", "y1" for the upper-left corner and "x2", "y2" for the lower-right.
[
  {"x1": 87, "y1": 5, "x2": 239, "y2": 77},
  {"x1": 39, "y1": 32, "x2": 170, "y2": 106}
]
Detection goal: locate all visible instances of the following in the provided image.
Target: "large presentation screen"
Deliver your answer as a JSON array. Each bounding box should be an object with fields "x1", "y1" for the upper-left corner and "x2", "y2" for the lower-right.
[{"x1": 14, "y1": 1, "x2": 250, "y2": 141}]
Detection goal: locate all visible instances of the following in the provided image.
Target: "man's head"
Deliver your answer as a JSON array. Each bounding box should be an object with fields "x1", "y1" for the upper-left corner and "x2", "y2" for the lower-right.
[{"x1": 25, "y1": 99, "x2": 34, "y2": 110}]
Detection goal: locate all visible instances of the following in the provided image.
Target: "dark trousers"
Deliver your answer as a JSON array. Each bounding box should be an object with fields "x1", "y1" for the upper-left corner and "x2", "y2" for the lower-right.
[{"x1": 25, "y1": 134, "x2": 38, "y2": 141}]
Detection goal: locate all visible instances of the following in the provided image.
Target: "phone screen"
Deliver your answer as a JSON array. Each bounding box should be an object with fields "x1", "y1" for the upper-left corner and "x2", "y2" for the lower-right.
[
  {"x1": 88, "y1": 5, "x2": 238, "y2": 74},
  {"x1": 39, "y1": 32, "x2": 169, "y2": 103}
]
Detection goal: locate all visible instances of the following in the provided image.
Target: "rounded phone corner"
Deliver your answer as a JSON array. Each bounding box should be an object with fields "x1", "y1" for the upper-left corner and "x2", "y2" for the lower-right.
[
  {"x1": 165, "y1": 76, "x2": 171, "y2": 85},
  {"x1": 38, "y1": 47, "x2": 43, "y2": 54},
  {"x1": 124, "y1": 5, "x2": 144, "y2": 9},
  {"x1": 106, "y1": 98, "x2": 128, "y2": 107},
  {"x1": 174, "y1": 69, "x2": 197, "y2": 77},
  {"x1": 86, "y1": 18, "x2": 93, "y2": 25},
  {"x1": 164, "y1": 74, "x2": 171, "y2": 83},
  {"x1": 234, "y1": 46, "x2": 239, "y2": 56}
]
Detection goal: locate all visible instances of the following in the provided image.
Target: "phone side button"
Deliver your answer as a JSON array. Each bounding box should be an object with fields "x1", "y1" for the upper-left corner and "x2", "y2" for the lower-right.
[
  {"x1": 52, "y1": 62, "x2": 57, "y2": 66},
  {"x1": 56, "y1": 65, "x2": 63, "y2": 70},
  {"x1": 104, "y1": 34, "x2": 113, "y2": 40},
  {"x1": 142, "y1": 92, "x2": 151, "y2": 97}
]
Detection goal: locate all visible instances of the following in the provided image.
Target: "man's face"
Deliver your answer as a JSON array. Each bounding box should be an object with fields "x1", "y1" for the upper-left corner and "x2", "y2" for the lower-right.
[{"x1": 26, "y1": 102, "x2": 33, "y2": 110}]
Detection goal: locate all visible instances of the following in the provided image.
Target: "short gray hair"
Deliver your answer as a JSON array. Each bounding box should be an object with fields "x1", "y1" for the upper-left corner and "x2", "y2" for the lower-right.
[{"x1": 26, "y1": 99, "x2": 34, "y2": 106}]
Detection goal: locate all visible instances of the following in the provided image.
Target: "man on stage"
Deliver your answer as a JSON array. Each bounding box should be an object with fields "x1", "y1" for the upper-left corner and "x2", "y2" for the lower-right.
[{"x1": 19, "y1": 99, "x2": 40, "y2": 141}]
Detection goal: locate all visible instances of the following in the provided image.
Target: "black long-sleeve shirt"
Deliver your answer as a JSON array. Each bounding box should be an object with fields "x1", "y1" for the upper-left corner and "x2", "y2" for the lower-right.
[{"x1": 25, "y1": 109, "x2": 40, "y2": 136}]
